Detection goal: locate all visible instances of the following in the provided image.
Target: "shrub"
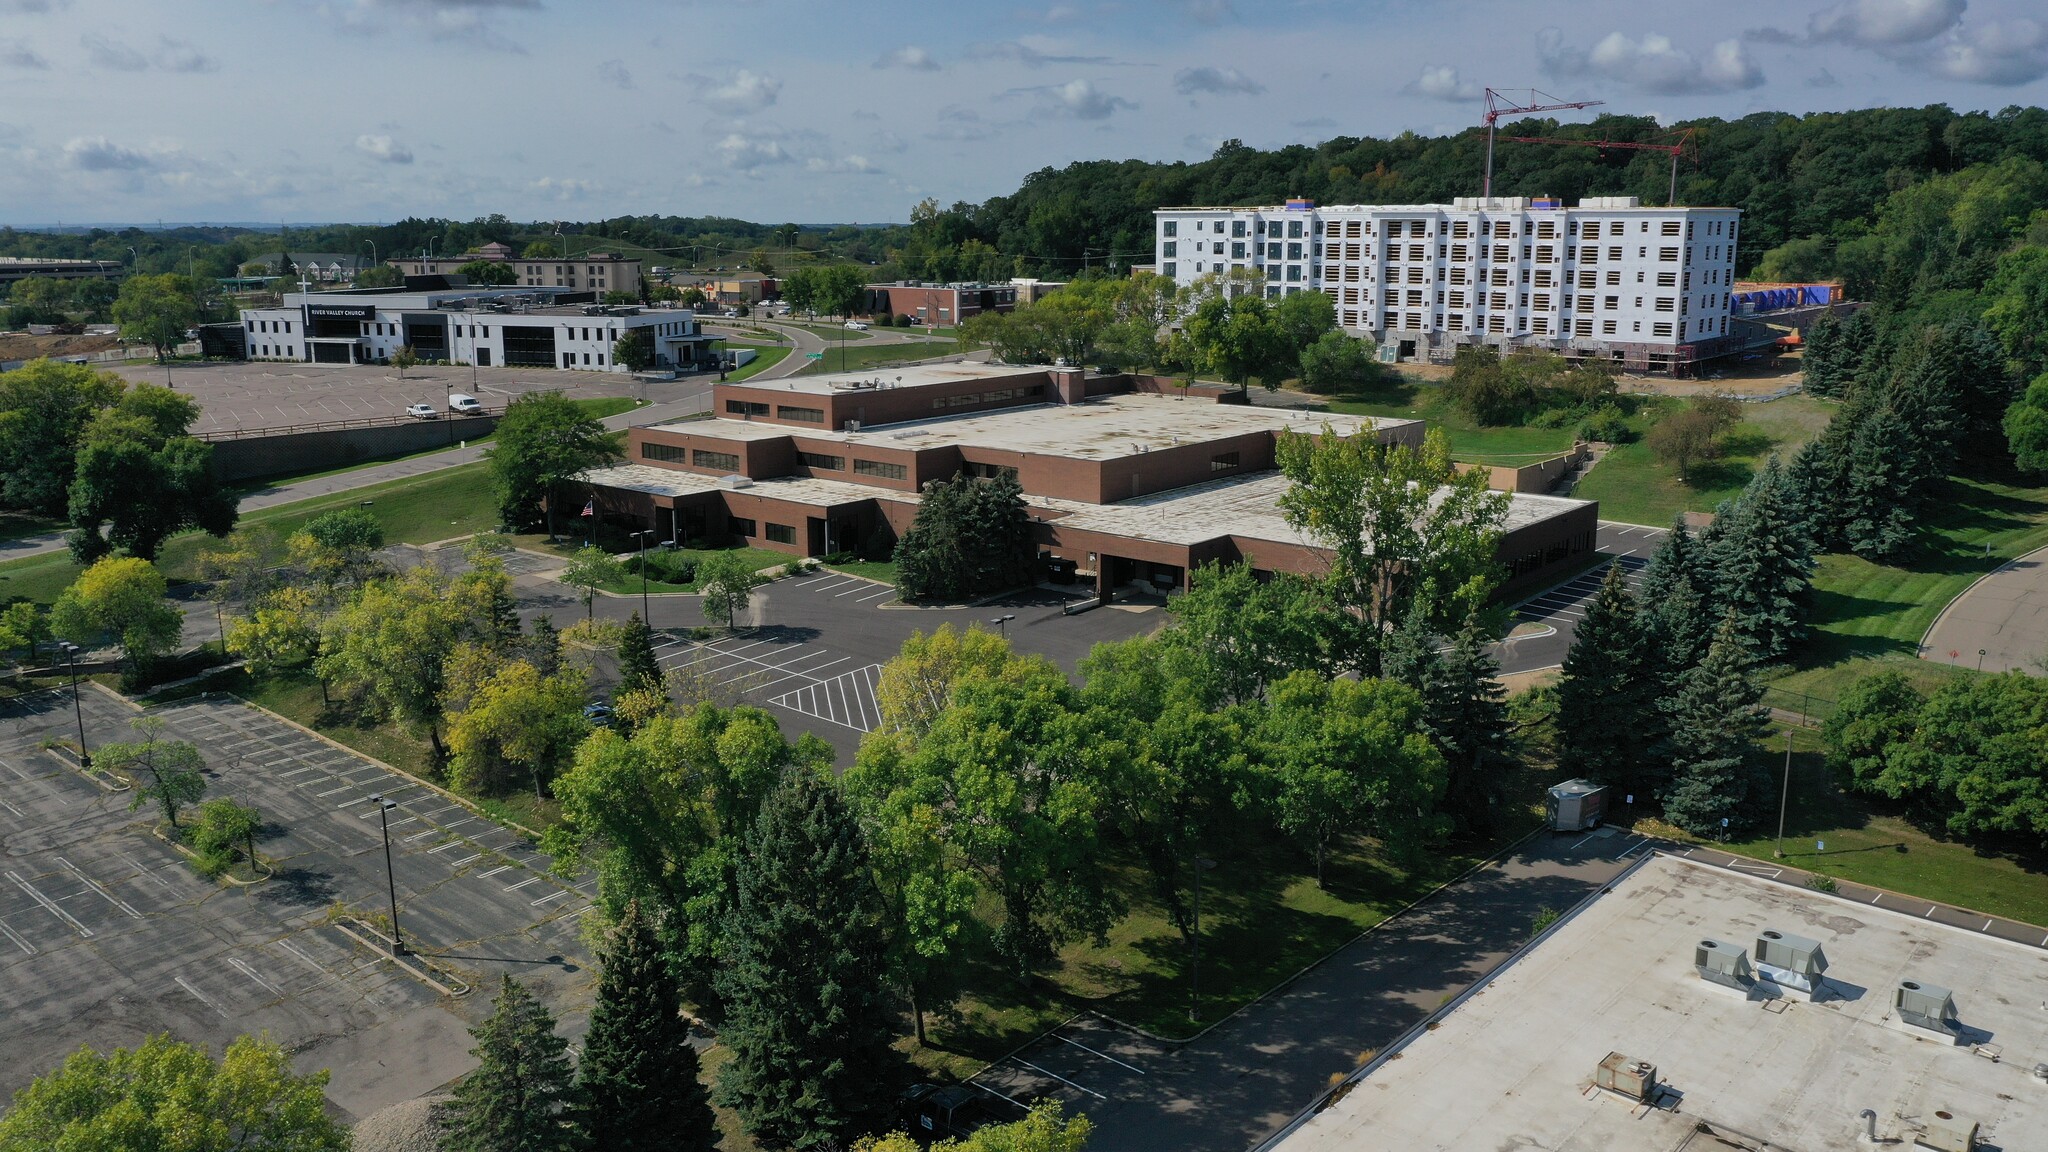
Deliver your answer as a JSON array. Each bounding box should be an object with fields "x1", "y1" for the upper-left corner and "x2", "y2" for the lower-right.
[
  {"x1": 895, "y1": 314, "x2": 915, "y2": 327},
  {"x1": 1577, "y1": 403, "x2": 1633, "y2": 443},
  {"x1": 821, "y1": 550, "x2": 858, "y2": 565},
  {"x1": 1806, "y1": 875, "x2": 1838, "y2": 894}
]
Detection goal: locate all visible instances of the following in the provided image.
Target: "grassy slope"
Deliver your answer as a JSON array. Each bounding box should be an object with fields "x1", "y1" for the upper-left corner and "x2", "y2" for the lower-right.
[
  {"x1": 1574, "y1": 395, "x2": 1836, "y2": 526},
  {"x1": 796, "y1": 338, "x2": 957, "y2": 377},
  {"x1": 825, "y1": 559, "x2": 899, "y2": 586},
  {"x1": 722, "y1": 344, "x2": 790, "y2": 382},
  {"x1": 1321, "y1": 377, "x2": 1580, "y2": 460}
]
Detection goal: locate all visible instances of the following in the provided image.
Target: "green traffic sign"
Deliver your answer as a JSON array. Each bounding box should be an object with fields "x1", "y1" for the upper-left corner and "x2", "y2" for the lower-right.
[{"x1": 805, "y1": 352, "x2": 824, "y2": 360}]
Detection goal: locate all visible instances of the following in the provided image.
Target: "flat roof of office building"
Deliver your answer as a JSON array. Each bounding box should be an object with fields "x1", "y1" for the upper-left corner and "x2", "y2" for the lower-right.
[
  {"x1": 1031, "y1": 472, "x2": 1587, "y2": 549},
  {"x1": 723, "y1": 361, "x2": 1046, "y2": 397},
  {"x1": 656, "y1": 394, "x2": 1421, "y2": 462},
  {"x1": 1269, "y1": 853, "x2": 2048, "y2": 1152},
  {"x1": 580, "y1": 464, "x2": 913, "y2": 509}
]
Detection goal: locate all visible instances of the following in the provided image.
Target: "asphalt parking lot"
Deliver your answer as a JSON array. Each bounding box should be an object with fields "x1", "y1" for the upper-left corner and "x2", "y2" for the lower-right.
[
  {"x1": 0, "y1": 686, "x2": 594, "y2": 1121},
  {"x1": 1495, "y1": 520, "x2": 1667, "y2": 676},
  {"x1": 112, "y1": 360, "x2": 704, "y2": 435}
]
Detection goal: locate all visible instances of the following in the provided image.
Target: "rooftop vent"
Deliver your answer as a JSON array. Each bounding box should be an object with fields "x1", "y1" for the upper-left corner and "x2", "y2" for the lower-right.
[
  {"x1": 715, "y1": 475, "x2": 753, "y2": 489},
  {"x1": 1915, "y1": 1109, "x2": 1978, "y2": 1152},
  {"x1": 1694, "y1": 939, "x2": 1754, "y2": 992},
  {"x1": 1594, "y1": 1052, "x2": 1657, "y2": 1103},
  {"x1": 1895, "y1": 980, "x2": 1960, "y2": 1037}
]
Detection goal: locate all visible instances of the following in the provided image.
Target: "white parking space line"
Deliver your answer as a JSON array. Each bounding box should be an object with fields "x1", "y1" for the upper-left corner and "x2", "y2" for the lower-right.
[
  {"x1": 1054, "y1": 1033, "x2": 1147, "y2": 1075},
  {"x1": 0, "y1": 792, "x2": 22, "y2": 818},
  {"x1": 57, "y1": 857, "x2": 141, "y2": 918},
  {"x1": 314, "y1": 785, "x2": 352, "y2": 798},
  {"x1": 1013, "y1": 1058, "x2": 1106, "y2": 1100},
  {"x1": 448, "y1": 854, "x2": 482, "y2": 868},
  {"x1": 274, "y1": 939, "x2": 327, "y2": 977},
  {"x1": 854, "y1": 586, "x2": 896, "y2": 603},
  {"x1": 428, "y1": 840, "x2": 467, "y2": 854},
  {"x1": 227, "y1": 957, "x2": 284, "y2": 997},
  {"x1": 479, "y1": 865, "x2": 514, "y2": 878},
  {"x1": 387, "y1": 816, "x2": 417, "y2": 829},
  {"x1": 403, "y1": 828, "x2": 440, "y2": 844},
  {"x1": 506, "y1": 876, "x2": 544, "y2": 892},
  {"x1": 174, "y1": 975, "x2": 229, "y2": 1018},
  {"x1": 118, "y1": 852, "x2": 172, "y2": 888},
  {"x1": 531, "y1": 888, "x2": 572, "y2": 907},
  {"x1": 8, "y1": 871, "x2": 90, "y2": 937},
  {"x1": 0, "y1": 918, "x2": 34, "y2": 954}
]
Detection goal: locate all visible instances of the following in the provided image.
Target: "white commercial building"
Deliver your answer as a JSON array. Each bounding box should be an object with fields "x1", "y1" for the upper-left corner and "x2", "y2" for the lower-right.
[
  {"x1": 1154, "y1": 196, "x2": 1742, "y2": 372},
  {"x1": 238, "y1": 285, "x2": 715, "y2": 372}
]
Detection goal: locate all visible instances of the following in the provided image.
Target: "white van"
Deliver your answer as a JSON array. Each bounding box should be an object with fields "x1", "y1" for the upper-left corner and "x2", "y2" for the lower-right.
[{"x1": 447, "y1": 393, "x2": 484, "y2": 414}]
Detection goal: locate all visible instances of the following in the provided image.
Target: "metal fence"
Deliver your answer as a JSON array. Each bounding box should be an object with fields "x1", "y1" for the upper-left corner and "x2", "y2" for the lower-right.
[{"x1": 194, "y1": 407, "x2": 504, "y2": 441}]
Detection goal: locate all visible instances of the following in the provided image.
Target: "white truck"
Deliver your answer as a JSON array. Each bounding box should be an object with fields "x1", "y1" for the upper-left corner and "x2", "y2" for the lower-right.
[{"x1": 1547, "y1": 778, "x2": 1609, "y2": 833}]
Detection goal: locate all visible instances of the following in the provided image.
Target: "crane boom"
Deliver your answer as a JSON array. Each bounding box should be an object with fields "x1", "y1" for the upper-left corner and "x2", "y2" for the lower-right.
[
  {"x1": 1504, "y1": 127, "x2": 1698, "y2": 205},
  {"x1": 1481, "y1": 87, "x2": 1605, "y2": 200}
]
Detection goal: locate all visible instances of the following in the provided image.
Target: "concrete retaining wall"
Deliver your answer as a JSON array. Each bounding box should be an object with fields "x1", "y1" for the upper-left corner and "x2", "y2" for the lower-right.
[{"x1": 209, "y1": 416, "x2": 501, "y2": 482}]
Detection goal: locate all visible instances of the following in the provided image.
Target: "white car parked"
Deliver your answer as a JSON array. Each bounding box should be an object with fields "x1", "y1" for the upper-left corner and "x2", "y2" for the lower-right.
[
  {"x1": 405, "y1": 403, "x2": 437, "y2": 420},
  {"x1": 844, "y1": 320, "x2": 869, "y2": 330}
]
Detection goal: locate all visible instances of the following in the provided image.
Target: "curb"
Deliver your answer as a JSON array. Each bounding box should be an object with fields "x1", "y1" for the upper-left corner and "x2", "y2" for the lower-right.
[
  {"x1": 150, "y1": 824, "x2": 274, "y2": 887},
  {"x1": 1916, "y1": 540, "x2": 2048, "y2": 664}
]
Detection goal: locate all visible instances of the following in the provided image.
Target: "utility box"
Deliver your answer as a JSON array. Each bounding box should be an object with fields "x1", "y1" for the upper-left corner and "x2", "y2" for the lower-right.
[
  {"x1": 1594, "y1": 1052, "x2": 1657, "y2": 1103},
  {"x1": 1914, "y1": 1109, "x2": 1978, "y2": 1151},
  {"x1": 1753, "y1": 929, "x2": 1827, "y2": 996},
  {"x1": 1694, "y1": 938, "x2": 1754, "y2": 992},
  {"x1": 1896, "y1": 980, "x2": 1961, "y2": 1039},
  {"x1": 1547, "y1": 779, "x2": 1608, "y2": 832}
]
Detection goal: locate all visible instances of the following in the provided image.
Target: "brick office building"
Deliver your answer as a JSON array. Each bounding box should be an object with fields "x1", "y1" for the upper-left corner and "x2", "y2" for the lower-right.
[
  {"x1": 581, "y1": 362, "x2": 1598, "y2": 600},
  {"x1": 862, "y1": 281, "x2": 1018, "y2": 325}
]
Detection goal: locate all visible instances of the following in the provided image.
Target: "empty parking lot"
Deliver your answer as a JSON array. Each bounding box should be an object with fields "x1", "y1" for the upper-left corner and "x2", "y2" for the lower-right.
[{"x1": 0, "y1": 686, "x2": 595, "y2": 1121}]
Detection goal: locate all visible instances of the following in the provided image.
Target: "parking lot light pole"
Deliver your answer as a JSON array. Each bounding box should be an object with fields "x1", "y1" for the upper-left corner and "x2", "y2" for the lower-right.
[
  {"x1": 59, "y1": 641, "x2": 89, "y2": 768},
  {"x1": 989, "y1": 613, "x2": 1015, "y2": 638},
  {"x1": 368, "y1": 795, "x2": 406, "y2": 956},
  {"x1": 1189, "y1": 855, "x2": 1216, "y2": 1024},
  {"x1": 630, "y1": 529, "x2": 654, "y2": 621}
]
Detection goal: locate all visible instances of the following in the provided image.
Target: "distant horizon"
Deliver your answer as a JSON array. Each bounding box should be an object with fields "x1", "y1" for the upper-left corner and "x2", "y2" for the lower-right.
[{"x1": 2, "y1": 221, "x2": 911, "y2": 233}]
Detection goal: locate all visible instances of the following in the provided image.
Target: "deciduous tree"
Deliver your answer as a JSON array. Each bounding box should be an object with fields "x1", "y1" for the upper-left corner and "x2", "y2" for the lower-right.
[
  {"x1": 111, "y1": 273, "x2": 197, "y2": 362},
  {"x1": 486, "y1": 391, "x2": 620, "y2": 536},
  {"x1": 446, "y1": 659, "x2": 589, "y2": 799},
  {"x1": 560, "y1": 545, "x2": 626, "y2": 622},
  {"x1": 49, "y1": 556, "x2": 183, "y2": 684},
  {"x1": 95, "y1": 717, "x2": 207, "y2": 828},
  {"x1": 66, "y1": 384, "x2": 237, "y2": 562},
  {"x1": 697, "y1": 549, "x2": 766, "y2": 631}
]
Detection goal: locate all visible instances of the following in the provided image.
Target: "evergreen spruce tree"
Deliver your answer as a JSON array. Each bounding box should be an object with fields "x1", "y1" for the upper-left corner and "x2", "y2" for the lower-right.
[
  {"x1": 527, "y1": 615, "x2": 562, "y2": 679},
  {"x1": 1556, "y1": 564, "x2": 1664, "y2": 798},
  {"x1": 1428, "y1": 609, "x2": 1514, "y2": 831},
  {"x1": 1801, "y1": 309, "x2": 1848, "y2": 398},
  {"x1": 1637, "y1": 515, "x2": 1717, "y2": 687},
  {"x1": 1708, "y1": 455, "x2": 1813, "y2": 664},
  {"x1": 716, "y1": 771, "x2": 898, "y2": 1149},
  {"x1": 1381, "y1": 594, "x2": 1440, "y2": 690},
  {"x1": 615, "y1": 612, "x2": 662, "y2": 696},
  {"x1": 1783, "y1": 427, "x2": 1851, "y2": 553},
  {"x1": 573, "y1": 901, "x2": 716, "y2": 1152},
  {"x1": 1659, "y1": 621, "x2": 1774, "y2": 837},
  {"x1": 1842, "y1": 406, "x2": 1919, "y2": 561},
  {"x1": 443, "y1": 976, "x2": 575, "y2": 1152}
]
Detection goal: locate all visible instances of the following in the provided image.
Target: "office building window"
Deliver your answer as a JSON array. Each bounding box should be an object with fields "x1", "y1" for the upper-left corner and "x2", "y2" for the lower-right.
[
  {"x1": 777, "y1": 405, "x2": 825, "y2": 423},
  {"x1": 1211, "y1": 451, "x2": 1241, "y2": 472},
  {"x1": 853, "y1": 459, "x2": 907, "y2": 480},
  {"x1": 729, "y1": 517, "x2": 756, "y2": 538},
  {"x1": 766, "y1": 524, "x2": 796, "y2": 545},
  {"x1": 799, "y1": 452, "x2": 844, "y2": 471},
  {"x1": 641, "y1": 442, "x2": 688, "y2": 463},
  {"x1": 1163, "y1": 221, "x2": 1177, "y2": 237},
  {"x1": 692, "y1": 449, "x2": 740, "y2": 471},
  {"x1": 726, "y1": 399, "x2": 769, "y2": 416}
]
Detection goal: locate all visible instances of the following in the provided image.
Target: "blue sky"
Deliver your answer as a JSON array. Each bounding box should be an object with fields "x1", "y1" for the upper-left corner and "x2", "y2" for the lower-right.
[{"x1": 1, "y1": 0, "x2": 2045, "y2": 225}]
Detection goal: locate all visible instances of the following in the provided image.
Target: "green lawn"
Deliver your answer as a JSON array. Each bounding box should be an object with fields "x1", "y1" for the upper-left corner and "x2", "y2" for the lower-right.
[
  {"x1": 723, "y1": 344, "x2": 790, "y2": 382},
  {"x1": 796, "y1": 338, "x2": 958, "y2": 377},
  {"x1": 1573, "y1": 395, "x2": 1836, "y2": 526},
  {"x1": 0, "y1": 463, "x2": 499, "y2": 605},
  {"x1": 1652, "y1": 728, "x2": 2048, "y2": 928},
  {"x1": 1319, "y1": 378, "x2": 1580, "y2": 461},
  {"x1": 826, "y1": 559, "x2": 898, "y2": 586},
  {"x1": 1761, "y1": 474, "x2": 2048, "y2": 714}
]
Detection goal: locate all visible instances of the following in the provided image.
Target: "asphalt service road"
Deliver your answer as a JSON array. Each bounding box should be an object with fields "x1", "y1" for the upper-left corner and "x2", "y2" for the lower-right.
[{"x1": 0, "y1": 685, "x2": 595, "y2": 1123}]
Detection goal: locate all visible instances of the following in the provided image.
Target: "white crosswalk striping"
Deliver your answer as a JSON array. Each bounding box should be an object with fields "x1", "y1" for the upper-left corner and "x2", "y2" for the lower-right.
[{"x1": 768, "y1": 663, "x2": 886, "y2": 732}]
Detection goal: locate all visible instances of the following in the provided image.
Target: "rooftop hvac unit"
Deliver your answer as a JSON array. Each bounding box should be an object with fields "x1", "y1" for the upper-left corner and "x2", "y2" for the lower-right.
[
  {"x1": 1694, "y1": 939, "x2": 1753, "y2": 992},
  {"x1": 843, "y1": 420, "x2": 861, "y2": 433},
  {"x1": 1594, "y1": 1052, "x2": 1657, "y2": 1103},
  {"x1": 1913, "y1": 1110, "x2": 1978, "y2": 1152},
  {"x1": 716, "y1": 475, "x2": 753, "y2": 489},
  {"x1": 1754, "y1": 930, "x2": 1827, "y2": 995},
  {"x1": 1895, "y1": 980, "x2": 1961, "y2": 1038}
]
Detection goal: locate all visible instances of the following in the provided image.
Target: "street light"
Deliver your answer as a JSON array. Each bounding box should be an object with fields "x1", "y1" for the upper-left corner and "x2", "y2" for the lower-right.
[
  {"x1": 367, "y1": 795, "x2": 406, "y2": 956},
  {"x1": 58, "y1": 641, "x2": 89, "y2": 768},
  {"x1": 630, "y1": 529, "x2": 655, "y2": 622},
  {"x1": 1189, "y1": 855, "x2": 1216, "y2": 1024},
  {"x1": 1978, "y1": 648, "x2": 1987, "y2": 672},
  {"x1": 988, "y1": 613, "x2": 1015, "y2": 638}
]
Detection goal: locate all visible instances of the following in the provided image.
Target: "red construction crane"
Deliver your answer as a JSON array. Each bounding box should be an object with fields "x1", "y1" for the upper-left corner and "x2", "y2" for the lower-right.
[
  {"x1": 1506, "y1": 127, "x2": 1698, "y2": 206},
  {"x1": 1481, "y1": 88, "x2": 1605, "y2": 201}
]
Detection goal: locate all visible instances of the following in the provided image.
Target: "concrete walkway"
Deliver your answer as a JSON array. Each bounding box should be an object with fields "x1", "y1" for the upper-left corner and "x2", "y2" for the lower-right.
[{"x1": 1919, "y1": 542, "x2": 2048, "y2": 675}]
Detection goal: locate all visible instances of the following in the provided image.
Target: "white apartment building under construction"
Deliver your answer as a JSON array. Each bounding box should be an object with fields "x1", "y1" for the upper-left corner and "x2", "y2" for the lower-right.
[{"x1": 1153, "y1": 196, "x2": 1742, "y2": 372}]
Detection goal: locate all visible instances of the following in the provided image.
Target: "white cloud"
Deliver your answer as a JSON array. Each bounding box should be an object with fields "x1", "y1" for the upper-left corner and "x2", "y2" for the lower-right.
[
  {"x1": 807, "y1": 154, "x2": 881, "y2": 174},
  {"x1": 0, "y1": 39, "x2": 49, "y2": 69},
  {"x1": 530, "y1": 176, "x2": 597, "y2": 200},
  {"x1": 1927, "y1": 17, "x2": 2048, "y2": 84},
  {"x1": 969, "y1": 40, "x2": 1116, "y2": 67},
  {"x1": 717, "y1": 133, "x2": 793, "y2": 169},
  {"x1": 1407, "y1": 65, "x2": 1479, "y2": 102},
  {"x1": 1174, "y1": 66, "x2": 1264, "y2": 96},
  {"x1": 1539, "y1": 28, "x2": 1765, "y2": 93},
  {"x1": 1040, "y1": 79, "x2": 1135, "y2": 120},
  {"x1": 81, "y1": 34, "x2": 147, "y2": 71},
  {"x1": 1808, "y1": 0, "x2": 1965, "y2": 46},
  {"x1": 354, "y1": 134, "x2": 414, "y2": 164},
  {"x1": 598, "y1": 58, "x2": 633, "y2": 90},
  {"x1": 699, "y1": 70, "x2": 782, "y2": 114},
  {"x1": 874, "y1": 45, "x2": 939, "y2": 71},
  {"x1": 64, "y1": 136, "x2": 151, "y2": 171},
  {"x1": 155, "y1": 38, "x2": 220, "y2": 74}
]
